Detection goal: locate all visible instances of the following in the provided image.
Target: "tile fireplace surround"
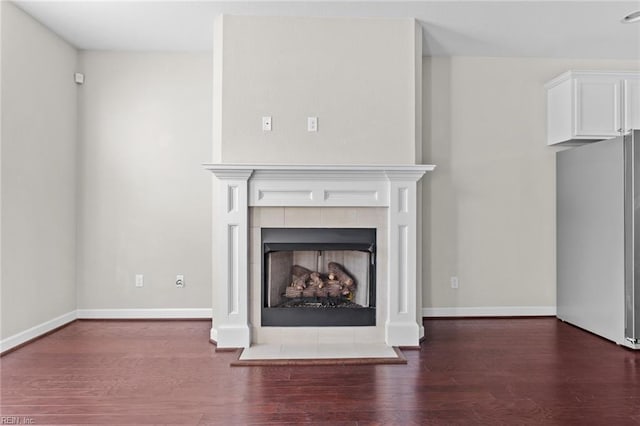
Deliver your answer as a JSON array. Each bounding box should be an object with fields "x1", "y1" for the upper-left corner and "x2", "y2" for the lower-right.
[{"x1": 204, "y1": 164, "x2": 435, "y2": 349}]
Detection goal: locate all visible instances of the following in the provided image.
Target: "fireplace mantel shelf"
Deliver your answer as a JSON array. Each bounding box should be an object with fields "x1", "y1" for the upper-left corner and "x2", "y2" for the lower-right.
[
  {"x1": 205, "y1": 163, "x2": 434, "y2": 178},
  {"x1": 205, "y1": 162, "x2": 435, "y2": 348},
  {"x1": 203, "y1": 163, "x2": 436, "y2": 171}
]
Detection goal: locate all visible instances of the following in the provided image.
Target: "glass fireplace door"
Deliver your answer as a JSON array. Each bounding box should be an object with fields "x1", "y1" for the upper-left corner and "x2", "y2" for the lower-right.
[{"x1": 262, "y1": 228, "x2": 376, "y2": 327}]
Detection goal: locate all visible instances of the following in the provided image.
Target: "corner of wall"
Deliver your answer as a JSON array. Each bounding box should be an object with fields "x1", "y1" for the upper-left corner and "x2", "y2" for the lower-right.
[
  {"x1": 212, "y1": 15, "x2": 223, "y2": 163},
  {"x1": 0, "y1": 1, "x2": 79, "y2": 340},
  {"x1": 414, "y1": 20, "x2": 423, "y2": 163},
  {"x1": 0, "y1": 0, "x2": 4, "y2": 341}
]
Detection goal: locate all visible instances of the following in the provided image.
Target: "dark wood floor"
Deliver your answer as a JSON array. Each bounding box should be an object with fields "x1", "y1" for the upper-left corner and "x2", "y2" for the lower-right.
[{"x1": 1, "y1": 318, "x2": 639, "y2": 425}]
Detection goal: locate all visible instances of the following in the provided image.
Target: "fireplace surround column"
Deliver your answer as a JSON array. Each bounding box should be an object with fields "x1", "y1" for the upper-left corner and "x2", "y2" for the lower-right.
[
  {"x1": 386, "y1": 171, "x2": 423, "y2": 347},
  {"x1": 211, "y1": 169, "x2": 253, "y2": 348}
]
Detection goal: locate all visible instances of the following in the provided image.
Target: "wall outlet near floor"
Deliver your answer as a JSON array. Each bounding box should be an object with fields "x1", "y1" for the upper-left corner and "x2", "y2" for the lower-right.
[
  {"x1": 176, "y1": 274, "x2": 185, "y2": 288},
  {"x1": 450, "y1": 276, "x2": 459, "y2": 289},
  {"x1": 135, "y1": 274, "x2": 144, "y2": 287}
]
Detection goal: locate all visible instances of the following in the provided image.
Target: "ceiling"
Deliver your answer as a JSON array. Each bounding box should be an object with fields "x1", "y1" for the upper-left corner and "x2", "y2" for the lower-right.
[{"x1": 12, "y1": 1, "x2": 640, "y2": 59}]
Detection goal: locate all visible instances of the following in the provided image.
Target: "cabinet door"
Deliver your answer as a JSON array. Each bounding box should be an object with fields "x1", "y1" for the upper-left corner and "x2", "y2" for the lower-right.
[
  {"x1": 624, "y1": 77, "x2": 640, "y2": 132},
  {"x1": 574, "y1": 77, "x2": 621, "y2": 138}
]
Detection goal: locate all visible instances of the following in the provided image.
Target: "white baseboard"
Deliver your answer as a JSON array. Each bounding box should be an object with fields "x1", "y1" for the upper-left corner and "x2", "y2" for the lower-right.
[
  {"x1": 0, "y1": 310, "x2": 77, "y2": 353},
  {"x1": 1, "y1": 308, "x2": 213, "y2": 354},
  {"x1": 2, "y1": 306, "x2": 553, "y2": 354},
  {"x1": 76, "y1": 308, "x2": 213, "y2": 319},
  {"x1": 422, "y1": 306, "x2": 556, "y2": 317}
]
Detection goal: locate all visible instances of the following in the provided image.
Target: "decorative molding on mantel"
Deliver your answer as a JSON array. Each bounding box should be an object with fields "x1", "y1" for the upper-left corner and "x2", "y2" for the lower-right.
[
  {"x1": 204, "y1": 163, "x2": 436, "y2": 208},
  {"x1": 204, "y1": 162, "x2": 435, "y2": 348},
  {"x1": 204, "y1": 168, "x2": 254, "y2": 180}
]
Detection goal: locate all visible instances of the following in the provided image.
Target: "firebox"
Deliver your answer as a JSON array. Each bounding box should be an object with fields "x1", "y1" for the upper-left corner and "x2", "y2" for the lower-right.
[{"x1": 261, "y1": 228, "x2": 376, "y2": 327}]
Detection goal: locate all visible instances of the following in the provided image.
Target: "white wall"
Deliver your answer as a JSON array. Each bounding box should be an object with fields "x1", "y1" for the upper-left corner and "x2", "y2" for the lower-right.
[
  {"x1": 4, "y1": 3, "x2": 639, "y2": 335},
  {"x1": 0, "y1": 2, "x2": 78, "y2": 339},
  {"x1": 1, "y1": 0, "x2": 3, "y2": 338},
  {"x1": 76, "y1": 52, "x2": 212, "y2": 310},
  {"x1": 214, "y1": 15, "x2": 421, "y2": 164},
  {"x1": 422, "y1": 56, "x2": 640, "y2": 313}
]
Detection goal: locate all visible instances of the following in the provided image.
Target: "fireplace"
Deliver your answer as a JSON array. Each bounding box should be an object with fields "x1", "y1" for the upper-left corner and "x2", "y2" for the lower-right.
[
  {"x1": 262, "y1": 228, "x2": 376, "y2": 326},
  {"x1": 204, "y1": 164, "x2": 434, "y2": 348}
]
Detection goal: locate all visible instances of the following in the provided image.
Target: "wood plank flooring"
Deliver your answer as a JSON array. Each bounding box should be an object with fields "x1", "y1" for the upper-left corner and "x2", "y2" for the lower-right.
[{"x1": 1, "y1": 318, "x2": 639, "y2": 425}]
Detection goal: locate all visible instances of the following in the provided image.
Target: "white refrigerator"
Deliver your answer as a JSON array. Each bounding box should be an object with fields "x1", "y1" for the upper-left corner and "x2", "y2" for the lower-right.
[{"x1": 556, "y1": 129, "x2": 639, "y2": 349}]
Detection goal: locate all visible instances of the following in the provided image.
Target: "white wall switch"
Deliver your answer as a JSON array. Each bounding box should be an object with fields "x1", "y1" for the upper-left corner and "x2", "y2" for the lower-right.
[
  {"x1": 135, "y1": 274, "x2": 144, "y2": 287},
  {"x1": 262, "y1": 116, "x2": 272, "y2": 131},
  {"x1": 307, "y1": 116, "x2": 318, "y2": 132},
  {"x1": 450, "y1": 276, "x2": 459, "y2": 289},
  {"x1": 176, "y1": 274, "x2": 185, "y2": 288}
]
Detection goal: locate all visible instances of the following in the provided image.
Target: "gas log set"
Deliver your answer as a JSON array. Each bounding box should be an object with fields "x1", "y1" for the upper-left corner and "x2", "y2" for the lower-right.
[{"x1": 284, "y1": 262, "x2": 356, "y2": 300}]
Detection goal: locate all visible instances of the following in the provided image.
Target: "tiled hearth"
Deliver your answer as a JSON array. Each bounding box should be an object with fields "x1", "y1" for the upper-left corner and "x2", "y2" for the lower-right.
[
  {"x1": 204, "y1": 164, "x2": 434, "y2": 349},
  {"x1": 239, "y1": 342, "x2": 397, "y2": 361}
]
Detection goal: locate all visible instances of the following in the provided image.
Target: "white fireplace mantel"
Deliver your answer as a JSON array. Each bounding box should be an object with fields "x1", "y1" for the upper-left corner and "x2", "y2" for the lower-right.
[{"x1": 204, "y1": 163, "x2": 435, "y2": 348}]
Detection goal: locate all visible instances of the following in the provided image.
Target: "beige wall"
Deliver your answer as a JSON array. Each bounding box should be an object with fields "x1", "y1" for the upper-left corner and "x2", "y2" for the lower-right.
[
  {"x1": 422, "y1": 56, "x2": 640, "y2": 310},
  {"x1": 214, "y1": 15, "x2": 421, "y2": 165},
  {"x1": 76, "y1": 52, "x2": 212, "y2": 309},
  {"x1": 1, "y1": 2, "x2": 78, "y2": 338},
  {"x1": 4, "y1": 4, "x2": 640, "y2": 335}
]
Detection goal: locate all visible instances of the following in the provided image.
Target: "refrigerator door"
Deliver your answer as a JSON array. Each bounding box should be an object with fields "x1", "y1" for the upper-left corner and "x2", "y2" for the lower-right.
[{"x1": 624, "y1": 130, "x2": 640, "y2": 344}]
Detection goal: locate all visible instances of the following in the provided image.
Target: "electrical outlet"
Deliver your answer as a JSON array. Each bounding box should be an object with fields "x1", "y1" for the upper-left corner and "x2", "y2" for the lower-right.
[
  {"x1": 450, "y1": 276, "x2": 459, "y2": 289},
  {"x1": 176, "y1": 274, "x2": 185, "y2": 288},
  {"x1": 135, "y1": 274, "x2": 144, "y2": 287},
  {"x1": 262, "y1": 116, "x2": 272, "y2": 131}
]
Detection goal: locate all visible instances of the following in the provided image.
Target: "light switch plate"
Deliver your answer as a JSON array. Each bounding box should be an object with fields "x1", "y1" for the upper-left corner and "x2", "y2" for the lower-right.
[{"x1": 307, "y1": 116, "x2": 318, "y2": 132}]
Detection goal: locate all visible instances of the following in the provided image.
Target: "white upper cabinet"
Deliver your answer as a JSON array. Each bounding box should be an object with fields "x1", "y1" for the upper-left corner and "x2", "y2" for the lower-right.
[
  {"x1": 574, "y1": 76, "x2": 621, "y2": 138},
  {"x1": 624, "y1": 76, "x2": 640, "y2": 131},
  {"x1": 545, "y1": 71, "x2": 640, "y2": 145}
]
